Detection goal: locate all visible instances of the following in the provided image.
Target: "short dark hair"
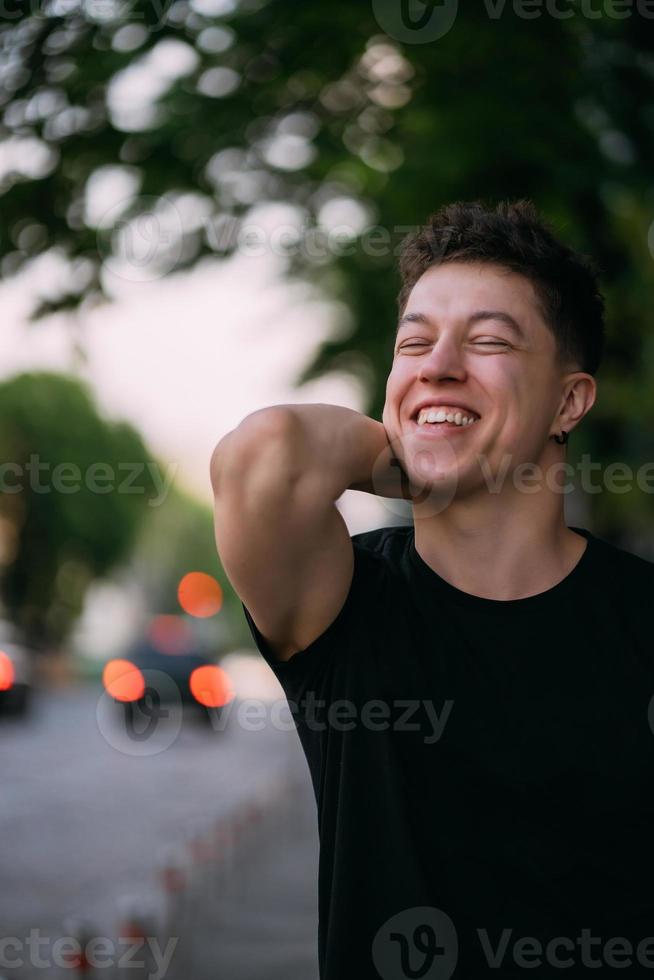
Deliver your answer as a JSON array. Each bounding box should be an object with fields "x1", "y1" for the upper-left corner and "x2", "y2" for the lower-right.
[{"x1": 397, "y1": 199, "x2": 605, "y2": 376}]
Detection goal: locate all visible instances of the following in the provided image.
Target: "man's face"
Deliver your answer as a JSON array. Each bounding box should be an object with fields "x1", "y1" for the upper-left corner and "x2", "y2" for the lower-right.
[{"x1": 382, "y1": 261, "x2": 570, "y2": 500}]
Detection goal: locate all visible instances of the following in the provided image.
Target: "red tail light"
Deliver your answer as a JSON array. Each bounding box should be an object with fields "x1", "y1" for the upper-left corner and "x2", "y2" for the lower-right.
[
  {"x1": 190, "y1": 665, "x2": 234, "y2": 708},
  {"x1": 0, "y1": 651, "x2": 15, "y2": 691},
  {"x1": 102, "y1": 659, "x2": 145, "y2": 702}
]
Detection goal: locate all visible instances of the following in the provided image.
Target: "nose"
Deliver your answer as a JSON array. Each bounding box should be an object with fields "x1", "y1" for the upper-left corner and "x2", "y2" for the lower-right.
[{"x1": 418, "y1": 335, "x2": 467, "y2": 383}]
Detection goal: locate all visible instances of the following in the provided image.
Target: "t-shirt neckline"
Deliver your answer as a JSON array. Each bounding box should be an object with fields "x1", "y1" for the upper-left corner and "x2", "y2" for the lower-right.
[{"x1": 408, "y1": 525, "x2": 595, "y2": 613}]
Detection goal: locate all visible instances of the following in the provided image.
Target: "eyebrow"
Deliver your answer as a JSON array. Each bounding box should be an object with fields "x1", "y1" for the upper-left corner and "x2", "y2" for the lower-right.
[{"x1": 395, "y1": 310, "x2": 526, "y2": 341}]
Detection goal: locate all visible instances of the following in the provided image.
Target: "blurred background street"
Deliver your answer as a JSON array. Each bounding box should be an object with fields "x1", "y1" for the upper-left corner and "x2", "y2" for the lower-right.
[
  {"x1": 1, "y1": 1, "x2": 654, "y2": 977},
  {"x1": 0, "y1": 674, "x2": 319, "y2": 980}
]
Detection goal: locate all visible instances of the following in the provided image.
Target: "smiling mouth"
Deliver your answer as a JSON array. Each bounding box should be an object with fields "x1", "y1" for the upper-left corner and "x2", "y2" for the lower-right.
[
  {"x1": 412, "y1": 403, "x2": 480, "y2": 421},
  {"x1": 409, "y1": 408, "x2": 481, "y2": 431},
  {"x1": 408, "y1": 419, "x2": 476, "y2": 436}
]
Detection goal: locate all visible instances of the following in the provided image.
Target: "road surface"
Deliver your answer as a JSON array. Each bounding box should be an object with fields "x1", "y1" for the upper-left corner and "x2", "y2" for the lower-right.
[{"x1": 0, "y1": 679, "x2": 319, "y2": 980}]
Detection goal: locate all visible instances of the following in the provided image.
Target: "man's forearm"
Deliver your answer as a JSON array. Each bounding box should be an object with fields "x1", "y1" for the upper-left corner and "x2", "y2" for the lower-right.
[
  {"x1": 285, "y1": 403, "x2": 406, "y2": 500},
  {"x1": 215, "y1": 404, "x2": 408, "y2": 503}
]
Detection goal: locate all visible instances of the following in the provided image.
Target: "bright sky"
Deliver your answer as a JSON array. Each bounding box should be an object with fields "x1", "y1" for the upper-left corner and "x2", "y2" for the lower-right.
[{"x1": 0, "y1": 240, "x2": 396, "y2": 535}]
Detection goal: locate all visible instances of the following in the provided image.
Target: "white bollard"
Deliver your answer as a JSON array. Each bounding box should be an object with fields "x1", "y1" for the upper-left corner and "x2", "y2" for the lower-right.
[
  {"x1": 156, "y1": 842, "x2": 189, "y2": 941},
  {"x1": 59, "y1": 915, "x2": 100, "y2": 980},
  {"x1": 115, "y1": 895, "x2": 160, "y2": 980},
  {"x1": 211, "y1": 817, "x2": 236, "y2": 908},
  {"x1": 185, "y1": 824, "x2": 216, "y2": 908}
]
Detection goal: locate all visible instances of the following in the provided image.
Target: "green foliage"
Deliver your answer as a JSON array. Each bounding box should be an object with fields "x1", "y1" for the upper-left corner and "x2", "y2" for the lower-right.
[
  {"x1": 2, "y1": 3, "x2": 654, "y2": 537},
  {"x1": 0, "y1": 371, "x2": 155, "y2": 645}
]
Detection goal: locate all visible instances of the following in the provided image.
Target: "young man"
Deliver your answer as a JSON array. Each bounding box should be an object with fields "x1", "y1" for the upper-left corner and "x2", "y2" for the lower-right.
[{"x1": 210, "y1": 201, "x2": 654, "y2": 978}]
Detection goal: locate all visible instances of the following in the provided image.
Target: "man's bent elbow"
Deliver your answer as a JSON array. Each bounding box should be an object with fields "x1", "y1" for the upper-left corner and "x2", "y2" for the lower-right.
[{"x1": 210, "y1": 407, "x2": 302, "y2": 498}]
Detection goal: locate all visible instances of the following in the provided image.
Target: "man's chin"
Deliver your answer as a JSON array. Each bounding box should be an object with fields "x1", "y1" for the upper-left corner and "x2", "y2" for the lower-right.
[{"x1": 403, "y1": 465, "x2": 460, "y2": 498}]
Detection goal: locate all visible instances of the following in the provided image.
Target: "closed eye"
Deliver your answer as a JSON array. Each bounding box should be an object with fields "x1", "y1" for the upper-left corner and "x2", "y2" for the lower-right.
[{"x1": 397, "y1": 339, "x2": 510, "y2": 353}]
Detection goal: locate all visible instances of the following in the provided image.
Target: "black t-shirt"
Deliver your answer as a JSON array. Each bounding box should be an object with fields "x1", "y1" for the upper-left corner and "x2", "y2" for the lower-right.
[{"x1": 242, "y1": 524, "x2": 654, "y2": 979}]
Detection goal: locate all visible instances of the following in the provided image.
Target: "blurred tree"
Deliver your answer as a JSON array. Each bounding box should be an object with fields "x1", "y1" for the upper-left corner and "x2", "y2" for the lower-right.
[
  {"x1": 0, "y1": 371, "x2": 157, "y2": 648},
  {"x1": 2, "y1": 3, "x2": 653, "y2": 541}
]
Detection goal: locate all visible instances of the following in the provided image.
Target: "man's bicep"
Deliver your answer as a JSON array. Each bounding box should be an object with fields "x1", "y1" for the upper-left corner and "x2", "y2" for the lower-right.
[
  {"x1": 213, "y1": 464, "x2": 355, "y2": 664},
  {"x1": 239, "y1": 505, "x2": 354, "y2": 664}
]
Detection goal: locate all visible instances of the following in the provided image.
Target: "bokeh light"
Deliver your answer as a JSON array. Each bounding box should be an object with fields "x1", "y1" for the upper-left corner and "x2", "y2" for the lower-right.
[
  {"x1": 102, "y1": 658, "x2": 145, "y2": 702},
  {"x1": 189, "y1": 664, "x2": 234, "y2": 707},
  {"x1": 148, "y1": 614, "x2": 193, "y2": 654},
  {"x1": 177, "y1": 572, "x2": 223, "y2": 618},
  {"x1": 0, "y1": 651, "x2": 15, "y2": 691}
]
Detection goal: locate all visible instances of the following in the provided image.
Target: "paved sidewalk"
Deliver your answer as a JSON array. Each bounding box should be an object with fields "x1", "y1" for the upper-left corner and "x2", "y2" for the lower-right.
[{"x1": 170, "y1": 768, "x2": 320, "y2": 980}]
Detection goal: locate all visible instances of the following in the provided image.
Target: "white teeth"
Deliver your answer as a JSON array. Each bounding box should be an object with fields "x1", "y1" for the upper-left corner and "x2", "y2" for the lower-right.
[{"x1": 416, "y1": 407, "x2": 479, "y2": 427}]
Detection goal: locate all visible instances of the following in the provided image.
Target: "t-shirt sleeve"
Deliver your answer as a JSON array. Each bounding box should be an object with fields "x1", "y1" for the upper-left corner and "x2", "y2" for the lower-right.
[{"x1": 240, "y1": 533, "x2": 386, "y2": 688}]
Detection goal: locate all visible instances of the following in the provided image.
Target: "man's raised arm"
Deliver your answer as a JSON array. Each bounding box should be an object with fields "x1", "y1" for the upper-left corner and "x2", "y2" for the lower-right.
[{"x1": 209, "y1": 404, "x2": 404, "y2": 663}]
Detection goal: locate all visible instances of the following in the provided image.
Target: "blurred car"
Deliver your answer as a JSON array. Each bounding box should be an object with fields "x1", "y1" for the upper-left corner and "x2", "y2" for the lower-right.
[
  {"x1": 102, "y1": 615, "x2": 233, "y2": 728},
  {"x1": 0, "y1": 619, "x2": 35, "y2": 717}
]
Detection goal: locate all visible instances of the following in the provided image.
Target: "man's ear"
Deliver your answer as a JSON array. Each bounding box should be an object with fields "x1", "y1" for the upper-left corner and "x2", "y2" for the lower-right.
[{"x1": 552, "y1": 372, "x2": 597, "y2": 437}]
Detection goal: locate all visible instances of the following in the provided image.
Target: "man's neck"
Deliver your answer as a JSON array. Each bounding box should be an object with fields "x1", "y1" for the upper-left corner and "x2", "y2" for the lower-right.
[{"x1": 412, "y1": 498, "x2": 588, "y2": 602}]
